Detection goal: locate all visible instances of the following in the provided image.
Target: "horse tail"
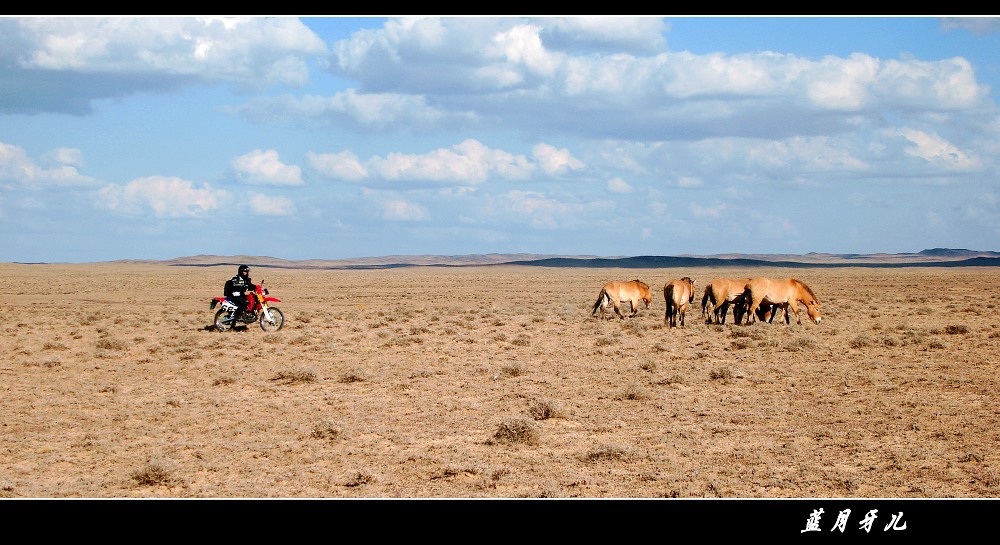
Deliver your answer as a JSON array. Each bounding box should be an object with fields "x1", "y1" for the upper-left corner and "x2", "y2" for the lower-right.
[
  {"x1": 592, "y1": 288, "x2": 607, "y2": 315},
  {"x1": 701, "y1": 285, "x2": 714, "y2": 317}
]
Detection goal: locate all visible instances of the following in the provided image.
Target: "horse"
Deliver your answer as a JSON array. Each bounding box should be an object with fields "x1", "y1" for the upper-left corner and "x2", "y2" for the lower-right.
[
  {"x1": 731, "y1": 290, "x2": 781, "y2": 325},
  {"x1": 591, "y1": 279, "x2": 652, "y2": 319},
  {"x1": 663, "y1": 277, "x2": 696, "y2": 328},
  {"x1": 700, "y1": 277, "x2": 752, "y2": 324},
  {"x1": 742, "y1": 277, "x2": 822, "y2": 325}
]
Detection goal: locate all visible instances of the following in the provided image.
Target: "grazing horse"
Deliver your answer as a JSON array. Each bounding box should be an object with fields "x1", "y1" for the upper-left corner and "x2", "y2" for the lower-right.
[
  {"x1": 743, "y1": 277, "x2": 822, "y2": 325},
  {"x1": 663, "y1": 277, "x2": 696, "y2": 328},
  {"x1": 700, "y1": 277, "x2": 752, "y2": 324},
  {"x1": 731, "y1": 291, "x2": 780, "y2": 324},
  {"x1": 592, "y1": 279, "x2": 652, "y2": 319}
]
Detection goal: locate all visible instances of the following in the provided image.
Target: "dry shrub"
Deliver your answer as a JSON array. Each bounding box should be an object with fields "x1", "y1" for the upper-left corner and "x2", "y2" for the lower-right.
[
  {"x1": 131, "y1": 464, "x2": 175, "y2": 487},
  {"x1": 271, "y1": 368, "x2": 317, "y2": 384},
  {"x1": 212, "y1": 376, "x2": 235, "y2": 386},
  {"x1": 944, "y1": 324, "x2": 969, "y2": 335},
  {"x1": 488, "y1": 417, "x2": 540, "y2": 446},
  {"x1": 710, "y1": 368, "x2": 733, "y2": 383},
  {"x1": 339, "y1": 370, "x2": 367, "y2": 383},
  {"x1": 594, "y1": 336, "x2": 615, "y2": 347},
  {"x1": 528, "y1": 398, "x2": 566, "y2": 420},
  {"x1": 581, "y1": 444, "x2": 638, "y2": 463},
  {"x1": 96, "y1": 338, "x2": 128, "y2": 351},
  {"x1": 618, "y1": 382, "x2": 648, "y2": 401},
  {"x1": 500, "y1": 363, "x2": 525, "y2": 377},
  {"x1": 344, "y1": 469, "x2": 377, "y2": 487},
  {"x1": 311, "y1": 421, "x2": 343, "y2": 442}
]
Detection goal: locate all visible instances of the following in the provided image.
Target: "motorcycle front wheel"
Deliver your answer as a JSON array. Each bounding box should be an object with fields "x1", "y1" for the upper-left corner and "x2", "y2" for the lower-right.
[
  {"x1": 214, "y1": 308, "x2": 236, "y2": 332},
  {"x1": 260, "y1": 306, "x2": 284, "y2": 332}
]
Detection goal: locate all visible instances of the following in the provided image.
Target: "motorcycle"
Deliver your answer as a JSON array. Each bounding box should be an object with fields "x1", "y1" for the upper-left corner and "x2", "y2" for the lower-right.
[{"x1": 210, "y1": 281, "x2": 285, "y2": 332}]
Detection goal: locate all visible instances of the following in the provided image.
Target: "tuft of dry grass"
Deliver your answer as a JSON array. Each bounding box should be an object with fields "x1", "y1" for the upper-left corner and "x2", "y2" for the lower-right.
[
  {"x1": 488, "y1": 417, "x2": 540, "y2": 446},
  {"x1": 270, "y1": 368, "x2": 317, "y2": 384},
  {"x1": 131, "y1": 464, "x2": 175, "y2": 487}
]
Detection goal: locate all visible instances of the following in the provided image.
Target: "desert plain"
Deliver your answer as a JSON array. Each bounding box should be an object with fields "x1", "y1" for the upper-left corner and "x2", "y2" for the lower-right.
[{"x1": 1, "y1": 261, "x2": 998, "y2": 500}]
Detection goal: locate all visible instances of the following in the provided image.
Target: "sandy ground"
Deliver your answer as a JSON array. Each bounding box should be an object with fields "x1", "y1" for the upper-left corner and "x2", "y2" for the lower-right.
[{"x1": 1, "y1": 262, "x2": 998, "y2": 500}]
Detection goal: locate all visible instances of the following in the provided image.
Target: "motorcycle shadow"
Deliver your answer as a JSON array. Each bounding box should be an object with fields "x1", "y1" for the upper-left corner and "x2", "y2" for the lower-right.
[{"x1": 201, "y1": 324, "x2": 249, "y2": 332}]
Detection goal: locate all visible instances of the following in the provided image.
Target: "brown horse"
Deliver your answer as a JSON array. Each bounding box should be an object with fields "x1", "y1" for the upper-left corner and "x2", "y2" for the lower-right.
[
  {"x1": 731, "y1": 291, "x2": 781, "y2": 324},
  {"x1": 700, "y1": 277, "x2": 752, "y2": 324},
  {"x1": 743, "y1": 277, "x2": 822, "y2": 325},
  {"x1": 592, "y1": 279, "x2": 652, "y2": 319},
  {"x1": 663, "y1": 277, "x2": 696, "y2": 328}
]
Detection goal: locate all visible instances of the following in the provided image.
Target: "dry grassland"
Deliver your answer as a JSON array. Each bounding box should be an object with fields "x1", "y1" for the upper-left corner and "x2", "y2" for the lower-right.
[{"x1": 1, "y1": 262, "x2": 998, "y2": 498}]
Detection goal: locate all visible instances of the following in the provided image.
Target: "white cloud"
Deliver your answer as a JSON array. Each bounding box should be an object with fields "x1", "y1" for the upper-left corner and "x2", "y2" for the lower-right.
[
  {"x1": 690, "y1": 202, "x2": 727, "y2": 219},
  {"x1": 249, "y1": 193, "x2": 295, "y2": 216},
  {"x1": 382, "y1": 199, "x2": 429, "y2": 221},
  {"x1": 233, "y1": 149, "x2": 304, "y2": 186},
  {"x1": 0, "y1": 142, "x2": 99, "y2": 190},
  {"x1": 607, "y1": 177, "x2": 633, "y2": 194},
  {"x1": 97, "y1": 176, "x2": 227, "y2": 217},
  {"x1": 7, "y1": 17, "x2": 327, "y2": 89},
  {"x1": 306, "y1": 150, "x2": 368, "y2": 181},
  {"x1": 896, "y1": 128, "x2": 979, "y2": 171},
  {"x1": 677, "y1": 176, "x2": 702, "y2": 188},
  {"x1": 532, "y1": 143, "x2": 585, "y2": 174}
]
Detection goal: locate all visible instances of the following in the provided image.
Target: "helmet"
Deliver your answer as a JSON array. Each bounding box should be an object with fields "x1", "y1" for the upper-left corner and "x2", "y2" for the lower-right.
[{"x1": 237, "y1": 265, "x2": 249, "y2": 275}]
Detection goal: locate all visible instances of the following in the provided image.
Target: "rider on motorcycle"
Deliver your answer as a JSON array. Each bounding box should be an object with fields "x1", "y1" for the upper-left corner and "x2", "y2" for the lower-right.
[{"x1": 223, "y1": 265, "x2": 256, "y2": 324}]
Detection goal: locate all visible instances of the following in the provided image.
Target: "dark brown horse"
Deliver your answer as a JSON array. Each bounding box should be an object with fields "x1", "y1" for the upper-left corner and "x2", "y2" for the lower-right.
[{"x1": 663, "y1": 277, "x2": 696, "y2": 328}]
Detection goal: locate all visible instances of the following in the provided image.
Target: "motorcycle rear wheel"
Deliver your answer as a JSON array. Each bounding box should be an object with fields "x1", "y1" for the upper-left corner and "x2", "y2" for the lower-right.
[
  {"x1": 214, "y1": 308, "x2": 236, "y2": 332},
  {"x1": 260, "y1": 307, "x2": 284, "y2": 332}
]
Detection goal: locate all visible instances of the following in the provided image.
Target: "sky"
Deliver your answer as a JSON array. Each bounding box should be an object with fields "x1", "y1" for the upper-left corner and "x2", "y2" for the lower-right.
[{"x1": 2, "y1": 16, "x2": 1000, "y2": 263}]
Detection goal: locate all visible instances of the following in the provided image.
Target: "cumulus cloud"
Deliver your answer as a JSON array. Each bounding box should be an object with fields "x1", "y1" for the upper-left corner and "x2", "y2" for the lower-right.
[
  {"x1": 324, "y1": 17, "x2": 991, "y2": 142},
  {"x1": 230, "y1": 89, "x2": 467, "y2": 131},
  {"x1": 532, "y1": 143, "x2": 585, "y2": 174},
  {"x1": 309, "y1": 139, "x2": 539, "y2": 185},
  {"x1": 4, "y1": 17, "x2": 326, "y2": 88},
  {"x1": 607, "y1": 177, "x2": 633, "y2": 194},
  {"x1": 97, "y1": 176, "x2": 227, "y2": 217},
  {"x1": 249, "y1": 193, "x2": 295, "y2": 216},
  {"x1": 382, "y1": 199, "x2": 429, "y2": 220},
  {"x1": 0, "y1": 142, "x2": 99, "y2": 190},
  {"x1": 306, "y1": 150, "x2": 368, "y2": 181},
  {"x1": 233, "y1": 149, "x2": 304, "y2": 186}
]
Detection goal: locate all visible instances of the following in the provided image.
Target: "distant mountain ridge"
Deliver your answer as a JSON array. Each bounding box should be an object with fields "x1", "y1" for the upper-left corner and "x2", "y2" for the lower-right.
[{"x1": 107, "y1": 248, "x2": 1000, "y2": 269}]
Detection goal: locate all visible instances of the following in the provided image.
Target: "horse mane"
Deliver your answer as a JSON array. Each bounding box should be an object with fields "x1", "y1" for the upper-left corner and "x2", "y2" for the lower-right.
[{"x1": 791, "y1": 278, "x2": 818, "y2": 301}]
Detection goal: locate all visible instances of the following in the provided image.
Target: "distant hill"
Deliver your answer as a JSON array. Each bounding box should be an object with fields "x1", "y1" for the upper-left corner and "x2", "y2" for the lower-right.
[{"x1": 107, "y1": 249, "x2": 1000, "y2": 270}]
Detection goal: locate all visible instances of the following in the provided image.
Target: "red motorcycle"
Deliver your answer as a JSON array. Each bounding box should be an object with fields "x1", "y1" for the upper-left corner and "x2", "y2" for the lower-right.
[{"x1": 210, "y1": 281, "x2": 285, "y2": 332}]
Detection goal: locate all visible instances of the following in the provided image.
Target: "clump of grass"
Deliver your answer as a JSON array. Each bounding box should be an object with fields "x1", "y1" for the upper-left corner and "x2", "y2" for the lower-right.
[
  {"x1": 311, "y1": 421, "x2": 343, "y2": 442},
  {"x1": 528, "y1": 398, "x2": 566, "y2": 420},
  {"x1": 944, "y1": 324, "x2": 969, "y2": 335},
  {"x1": 617, "y1": 382, "x2": 648, "y2": 401},
  {"x1": 95, "y1": 338, "x2": 128, "y2": 351},
  {"x1": 344, "y1": 469, "x2": 377, "y2": 487},
  {"x1": 850, "y1": 333, "x2": 874, "y2": 348},
  {"x1": 488, "y1": 417, "x2": 540, "y2": 446},
  {"x1": 500, "y1": 363, "x2": 526, "y2": 377},
  {"x1": 710, "y1": 368, "x2": 733, "y2": 383},
  {"x1": 131, "y1": 464, "x2": 175, "y2": 487},
  {"x1": 581, "y1": 444, "x2": 637, "y2": 463},
  {"x1": 339, "y1": 370, "x2": 367, "y2": 383},
  {"x1": 271, "y1": 368, "x2": 317, "y2": 384},
  {"x1": 594, "y1": 336, "x2": 616, "y2": 347},
  {"x1": 510, "y1": 335, "x2": 531, "y2": 347},
  {"x1": 212, "y1": 376, "x2": 235, "y2": 386}
]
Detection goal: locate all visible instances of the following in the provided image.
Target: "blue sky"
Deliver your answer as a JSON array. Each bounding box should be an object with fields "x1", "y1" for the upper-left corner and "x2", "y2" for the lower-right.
[{"x1": 2, "y1": 16, "x2": 1000, "y2": 263}]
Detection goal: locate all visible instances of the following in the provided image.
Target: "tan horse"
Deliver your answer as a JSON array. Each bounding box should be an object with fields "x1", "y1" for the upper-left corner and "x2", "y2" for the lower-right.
[
  {"x1": 663, "y1": 277, "x2": 696, "y2": 328},
  {"x1": 700, "y1": 277, "x2": 752, "y2": 324},
  {"x1": 743, "y1": 277, "x2": 822, "y2": 325},
  {"x1": 591, "y1": 279, "x2": 652, "y2": 319}
]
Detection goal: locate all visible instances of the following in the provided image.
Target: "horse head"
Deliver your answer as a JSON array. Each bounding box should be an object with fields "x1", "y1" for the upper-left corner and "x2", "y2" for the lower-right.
[
  {"x1": 804, "y1": 298, "x2": 822, "y2": 324},
  {"x1": 795, "y1": 280, "x2": 822, "y2": 324}
]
